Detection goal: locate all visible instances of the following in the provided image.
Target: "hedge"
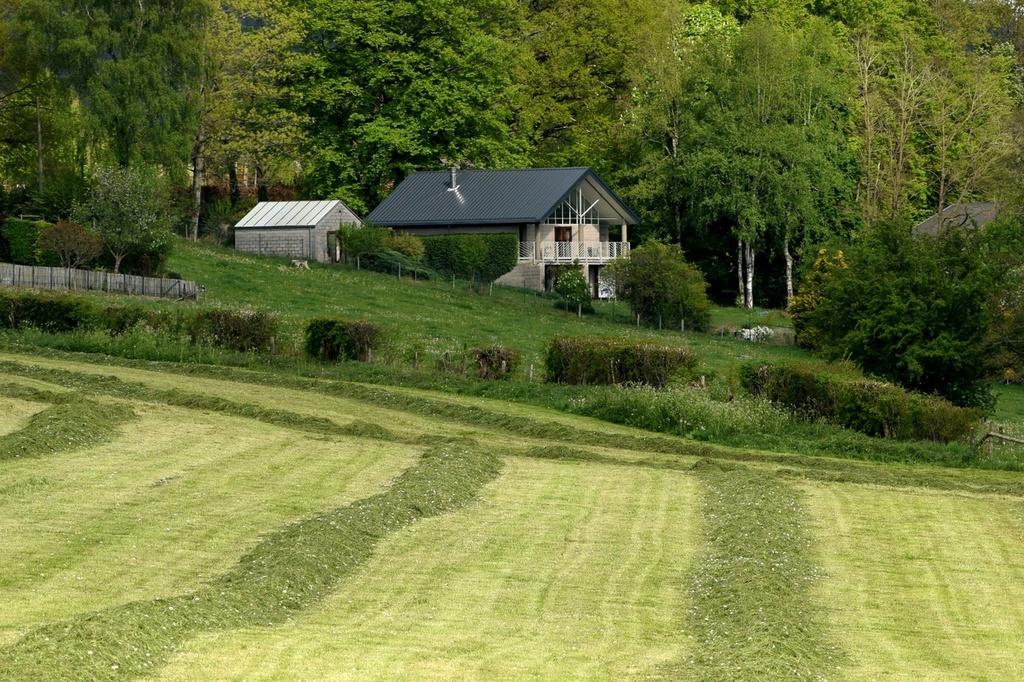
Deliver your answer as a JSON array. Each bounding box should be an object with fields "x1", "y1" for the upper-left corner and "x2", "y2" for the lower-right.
[
  {"x1": 1, "y1": 291, "x2": 97, "y2": 332},
  {"x1": 304, "y1": 318, "x2": 383, "y2": 362},
  {"x1": 1, "y1": 218, "x2": 49, "y2": 265},
  {"x1": 0, "y1": 292, "x2": 279, "y2": 353},
  {"x1": 189, "y1": 309, "x2": 278, "y2": 353},
  {"x1": 421, "y1": 233, "x2": 517, "y2": 282},
  {"x1": 545, "y1": 336, "x2": 698, "y2": 388},
  {"x1": 739, "y1": 362, "x2": 981, "y2": 443}
]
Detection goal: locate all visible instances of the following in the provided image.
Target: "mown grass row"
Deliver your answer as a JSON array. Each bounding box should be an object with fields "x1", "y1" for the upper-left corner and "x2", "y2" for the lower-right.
[
  {"x1": 0, "y1": 358, "x2": 716, "y2": 459},
  {"x1": 664, "y1": 461, "x2": 842, "y2": 681},
  {"x1": 0, "y1": 383, "x2": 135, "y2": 461},
  {"x1": 7, "y1": 355, "x2": 1024, "y2": 501},
  {"x1": 2, "y1": 334, "x2": 992, "y2": 469},
  {"x1": 0, "y1": 443, "x2": 502, "y2": 681}
]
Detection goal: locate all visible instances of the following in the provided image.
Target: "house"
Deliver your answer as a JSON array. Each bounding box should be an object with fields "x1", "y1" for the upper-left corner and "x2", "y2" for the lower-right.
[
  {"x1": 366, "y1": 167, "x2": 639, "y2": 296},
  {"x1": 235, "y1": 200, "x2": 362, "y2": 263},
  {"x1": 913, "y1": 202, "x2": 999, "y2": 236}
]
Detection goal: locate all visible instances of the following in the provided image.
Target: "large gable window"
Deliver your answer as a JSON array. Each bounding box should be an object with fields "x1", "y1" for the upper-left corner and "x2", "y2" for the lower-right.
[{"x1": 544, "y1": 186, "x2": 603, "y2": 226}]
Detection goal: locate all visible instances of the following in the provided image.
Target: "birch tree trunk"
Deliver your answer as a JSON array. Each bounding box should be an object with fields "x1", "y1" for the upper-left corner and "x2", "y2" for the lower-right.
[
  {"x1": 744, "y1": 241, "x2": 756, "y2": 310},
  {"x1": 784, "y1": 237, "x2": 794, "y2": 305},
  {"x1": 737, "y1": 239, "x2": 747, "y2": 308},
  {"x1": 189, "y1": 120, "x2": 205, "y2": 242}
]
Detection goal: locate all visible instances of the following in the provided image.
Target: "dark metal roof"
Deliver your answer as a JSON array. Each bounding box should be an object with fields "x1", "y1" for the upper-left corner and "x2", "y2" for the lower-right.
[
  {"x1": 913, "y1": 202, "x2": 999, "y2": 236},
  {"x1": 366, "y1": 167, "x2": 640, "y2": 227}
]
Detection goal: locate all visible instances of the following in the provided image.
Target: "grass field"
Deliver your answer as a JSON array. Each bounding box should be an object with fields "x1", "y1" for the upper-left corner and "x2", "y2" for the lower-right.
[
  {"x1": 2, "y1": 352, "x2": 1024, "y2": 680},
  {"x1": 3, "y1": 240, "x2": 1024, "y2": 679}
]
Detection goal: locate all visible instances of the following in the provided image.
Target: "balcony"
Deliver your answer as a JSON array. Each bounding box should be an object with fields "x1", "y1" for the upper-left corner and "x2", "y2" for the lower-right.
[{"x1": 532, "y1": 241, "x2": 630, "y2": 262}]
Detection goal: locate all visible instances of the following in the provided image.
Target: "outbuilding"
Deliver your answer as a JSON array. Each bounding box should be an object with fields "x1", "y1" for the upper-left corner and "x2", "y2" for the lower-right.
[{"x1": 234, "y1": 200, "x2": 362, "y2": 263}]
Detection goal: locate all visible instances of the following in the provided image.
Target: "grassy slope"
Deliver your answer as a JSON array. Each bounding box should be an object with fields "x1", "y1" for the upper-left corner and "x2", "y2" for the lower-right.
[
  {"x1": 3, "y1": 242, "x2": 1024, "y2": 679},
  {"x1": 164, "y1": 240, "x2": 807, "y2": 378}
]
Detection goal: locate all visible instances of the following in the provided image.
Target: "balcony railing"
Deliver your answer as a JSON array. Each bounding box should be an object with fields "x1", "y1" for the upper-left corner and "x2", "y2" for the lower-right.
[
  {"x1": 535, "y1": 241, "x2": 630, "y2": 262},
  {"x1": 518, "y1": 241, "x2": 535, "y2": 260}
]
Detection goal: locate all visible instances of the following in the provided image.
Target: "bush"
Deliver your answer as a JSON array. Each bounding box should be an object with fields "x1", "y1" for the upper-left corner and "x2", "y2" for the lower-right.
[
  {"x1": 545, "y1": 336, "x2": 698, "y2": 388},
  {"x1": 336, "y1": 225, "x2": 391, "y2": 263},
  {"x1": 796, "y1": 222, "x2": 995, "y2": 408},
  {"x1": 421, "y1": 233, "x2": 517, "y2": 282},
  {"x1": 38, "y1": 221, "x2": 103, "y2": 269},
  {"x1": 0, "y1": 291, "x2": 98, "y2": 332},
  {"x1": 739, "y1": 362, "x2": 981, "y2": 442},
  {"x1": 554, "y1": 265, "x2": 591, "y2": 316},
  {"x1": 473, "y1": 344, "x2": 522, "y2": 380},
  {"x1": 389, "y1": 233, "x2": 425, "y2": 262},
  {"x1": 304, "y1": 318, "x2": 383, "y2": 362},
  {"x1": 605, "y1": 240, "x2": 711, "y2": 331},
  {"x1": 189, "y1": 309, "x2": 277, "y2": 352},
  {"x1": 1, "y1": 218, "x2": 48, "y2": 265}
]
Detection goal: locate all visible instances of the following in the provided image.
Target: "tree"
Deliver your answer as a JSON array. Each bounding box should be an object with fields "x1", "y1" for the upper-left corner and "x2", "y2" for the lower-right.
[
  {"x1": 624, "y1": 12, "x2": 855, "y2": 309},
  {"x1": 800, "y1": 221, "x2": 996, "y2": 408},
  {"x1": 606, "y1": 240, "x2": 711, "y2": 331},
  {"x1": 292, "y1": 0, "x2": 529, "y2": 213},
  {"x1": 555, "y1": 266, "x2": 590, "y2": 317},
  {"x1": 71, "y1": 166, "x2": 171, "y2": 274},
  {"x1": 38, "y1": 220, "x2": 102, "y2": 268}
]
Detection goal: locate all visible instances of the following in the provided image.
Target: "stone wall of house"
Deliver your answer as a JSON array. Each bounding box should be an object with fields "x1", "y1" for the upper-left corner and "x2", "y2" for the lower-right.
[
  {"x1": 236, "y1": 229, "x2": 312, "y2": 260},
  {"x1": 496, "y1": 261, "x2": 546, "y2": 291}
]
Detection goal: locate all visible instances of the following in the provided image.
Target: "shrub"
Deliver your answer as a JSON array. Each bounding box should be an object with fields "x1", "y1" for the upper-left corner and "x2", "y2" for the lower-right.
[
  {"x1": 0, "y1": 292, "x2": 98, "y2": 332},
  {"x1": 345, "y1": 319, "x2": 384, "y2": 362},
  {"x1": 605, "y1": 240, "x2": 711, "y2": 331},
  {"x1": 336, "y1": 225, "x2": 391, "y2": 263},
  {"x1": 389, "y1": 233, "x2": 425, "y2": 262},
  {"x1": 739, "y1": 362, "x2": 981, "y2": 442},
  {"x1": 304, "y1": 318, "x2": 383, "y2": 362},
  {"x1": 797, "y1": 223, "x2": 995, "y2": 409},
  {"x1": 1, "y1": 218, "x2": 48, "y2": 265},
  {"x1": 38, "y1": 221, "x2": 103, "y2": 269},
  {"x1": 101, "y1": 305, "x2": 152, "y2": 335},
  {"x1": 421, "y1": 233, "x2": 517, "y2": 282},
  {"x1": 190, "y1": 309, "x2": 277, "y2": 352},
  {"x1": 545, "y1": 336, "x2": 698, "y2": 388},
  {"x1": 305, "y1": 318, "x2": 356, "y2": 361},
  {"x1": 554, "y1": 265, "x2": 591, "y2": 316},
  {"x1": 473, "y1": 344, "x2": 522, "y2": 380}
]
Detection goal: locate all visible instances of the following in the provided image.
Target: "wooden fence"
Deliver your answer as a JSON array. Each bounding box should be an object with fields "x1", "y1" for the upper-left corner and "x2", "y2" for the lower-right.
[{"x1": 0, "y1": 262, "x2": 198, "y2": 300}]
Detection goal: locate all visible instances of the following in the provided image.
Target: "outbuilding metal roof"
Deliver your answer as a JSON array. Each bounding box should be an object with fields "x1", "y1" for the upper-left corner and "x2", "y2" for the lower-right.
[
  {"x1": 235, "y1": 200, "x2": 343, "y2": 229},
  {"x1": 913, "y1": 202, "x2": 999, "y2": 236},
  {"x1": 367, "y1": 167, "x2": 639, "y2": 227}
]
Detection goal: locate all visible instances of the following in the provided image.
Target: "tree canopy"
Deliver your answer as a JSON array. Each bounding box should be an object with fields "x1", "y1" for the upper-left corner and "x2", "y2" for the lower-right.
[{"x1": 0, "y1": 0, "x2": 1021, "y2": 306}]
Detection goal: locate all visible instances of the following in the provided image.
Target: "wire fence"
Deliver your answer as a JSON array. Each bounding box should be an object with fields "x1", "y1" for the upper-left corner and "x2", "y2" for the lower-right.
[{"x1": 0, "y1": 262, "x2": 198, "y2": 300}]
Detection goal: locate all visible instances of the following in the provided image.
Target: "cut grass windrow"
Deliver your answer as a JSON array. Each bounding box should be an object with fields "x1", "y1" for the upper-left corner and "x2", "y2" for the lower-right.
[
  {"x1": 663, "y1": 460, "x2": 842, "y2": 682},
  {"x1": 0, "y1": 383, "x2": 135, "y2": 461},
  {"x1": 0, "y1": 444, "x2": 503, "y2": 681},
  {"x1": 7, "y1": 357, "x2": 1024, "y2": 498},
  {"x1": 0, "y1": 358, "x2": 717, "y2": 459}
]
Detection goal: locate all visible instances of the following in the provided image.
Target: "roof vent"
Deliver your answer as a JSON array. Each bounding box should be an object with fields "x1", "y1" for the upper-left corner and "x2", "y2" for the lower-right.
[{"x1": 448, "y1": 167, "x2": 458, "y2": 191}]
